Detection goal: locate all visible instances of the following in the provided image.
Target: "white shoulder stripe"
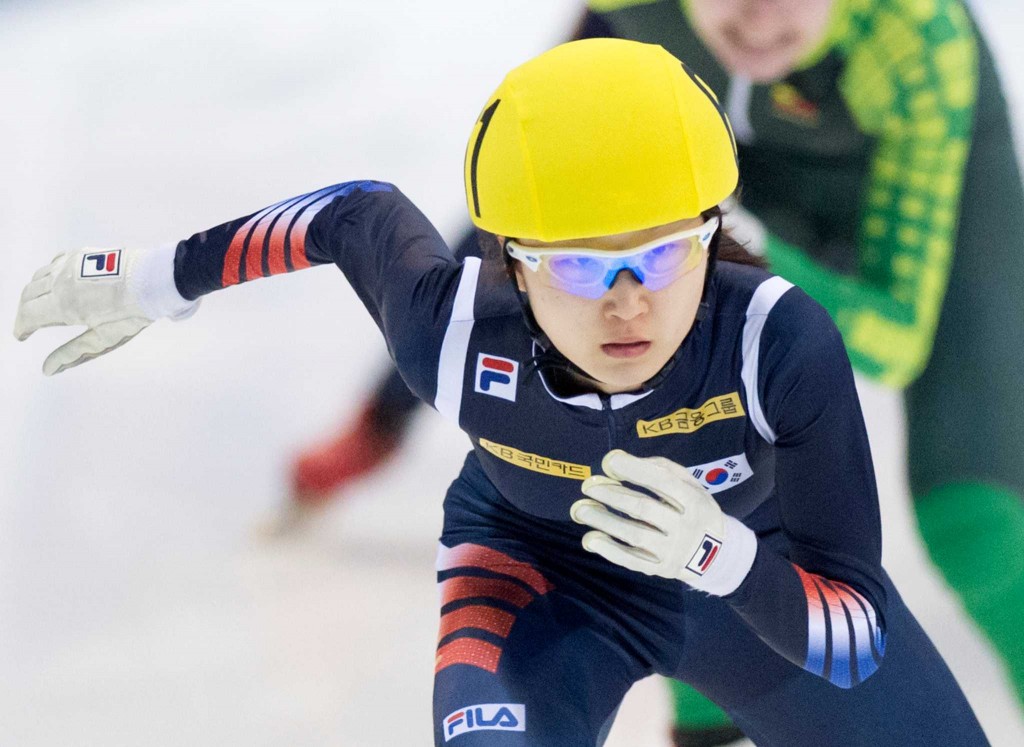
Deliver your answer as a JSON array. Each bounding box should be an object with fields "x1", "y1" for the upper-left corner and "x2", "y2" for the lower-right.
[
  {"x1": 741, "y1": 276, "x2": 794, "y2": 445},
  {"x1": 433, "y1": 257, "x2": 482, "y2": 423}
]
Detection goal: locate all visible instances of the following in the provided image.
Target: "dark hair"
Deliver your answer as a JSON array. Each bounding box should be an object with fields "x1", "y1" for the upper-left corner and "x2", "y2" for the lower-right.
[
  {"x1": 716, "y1": 236, "x2": 766, "y2": 267},
  {"x1": 476, "y1": 228, "x2": 507, "y2": 271},
  {"x1": 703, "y1": 204, "x2": 767, "y2": 270}
]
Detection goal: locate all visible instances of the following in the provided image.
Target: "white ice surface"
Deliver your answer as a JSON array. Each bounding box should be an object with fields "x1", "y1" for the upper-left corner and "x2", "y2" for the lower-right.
[{"x1": 1, "y1": 1, "x2": 1023, "y2": 745}]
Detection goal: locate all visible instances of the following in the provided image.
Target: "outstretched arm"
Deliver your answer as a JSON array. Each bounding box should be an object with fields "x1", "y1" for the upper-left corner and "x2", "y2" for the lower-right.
[
  {"x1": 722, "y1": 286, "x2": 887, "y2": 688},
  {"x1": 15, "y1": 181, "x2": 463, "y2": 386}
]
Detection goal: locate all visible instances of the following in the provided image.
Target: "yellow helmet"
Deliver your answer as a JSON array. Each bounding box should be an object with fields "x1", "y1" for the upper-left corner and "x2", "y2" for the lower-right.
[{"x1": 464, "y1": 38, "x2": 738, "y2": 242}]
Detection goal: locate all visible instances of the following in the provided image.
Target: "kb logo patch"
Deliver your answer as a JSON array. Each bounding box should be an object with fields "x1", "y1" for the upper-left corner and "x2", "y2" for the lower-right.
[
  {"x1": 444, "y1": 703, "x2": 525, "y2": 741},
  {"x1": 475, "y1": 353, "x2": 518, "y2": 402},
  {"x1": 80, "y1": 250, "x2": 121, "y2": 278}
]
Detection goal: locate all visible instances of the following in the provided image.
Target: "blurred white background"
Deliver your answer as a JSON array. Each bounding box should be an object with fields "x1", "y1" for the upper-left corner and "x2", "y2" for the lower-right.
[{"x1": 1, "y1": 1, "x2": 1022, "y2": 745}]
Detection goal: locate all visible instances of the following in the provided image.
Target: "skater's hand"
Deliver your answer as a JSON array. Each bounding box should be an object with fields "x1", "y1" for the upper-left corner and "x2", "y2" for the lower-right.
[
  {"x1": 14, "y1": 245, "x2": 198, "y2": 375},
  {"x1": 570, "y1": 450, "x2": 757, "y2": 595}
]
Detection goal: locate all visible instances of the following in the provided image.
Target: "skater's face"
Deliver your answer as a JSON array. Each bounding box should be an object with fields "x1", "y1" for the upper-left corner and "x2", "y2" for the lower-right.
[
  {"x1": 688, "y1": 0, "x2": 835, "y2": 82},
  {"x1": 510, "y1": 216, "x2": 710, "y2": 394}
]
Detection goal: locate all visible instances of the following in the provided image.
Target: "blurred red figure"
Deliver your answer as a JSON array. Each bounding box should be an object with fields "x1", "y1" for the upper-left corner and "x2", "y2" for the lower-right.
[
  {"x1": 284, "y1": 364, "x2": 422, "y2": 523},
  {"x1": 291, "y1": 404, "x2": 401, "y2": 502}
]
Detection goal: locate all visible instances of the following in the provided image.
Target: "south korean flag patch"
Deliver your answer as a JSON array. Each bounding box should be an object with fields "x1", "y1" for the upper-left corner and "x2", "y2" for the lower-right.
[
  {"x1": 689, "y1": 453, "x2": 752, "y2": 494},
  {"x1": 80, "y1": 249, "x2": 122, "y2": 278}
]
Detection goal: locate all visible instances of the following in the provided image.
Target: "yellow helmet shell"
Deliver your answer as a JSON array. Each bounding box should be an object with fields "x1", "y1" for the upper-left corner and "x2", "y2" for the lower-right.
[{"x1": 464, "y1": 38, "x2": 739, "y2": 242}]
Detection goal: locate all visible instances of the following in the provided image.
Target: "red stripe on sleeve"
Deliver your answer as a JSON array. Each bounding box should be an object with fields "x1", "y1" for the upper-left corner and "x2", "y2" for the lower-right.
[
  {"x1": 222, "y1": 202, "x2": 289, "y2": 287},
  {"x1": 795, "y1": 566, "x2": 821, "y2": 604},
  {"x1": 222, "y1": 229, "x2": 248, "y2": 287},
  {"x1": 266, "y1": 194, "x2": 322, "y2": 275},
  {"x1": 245, "y1": 213, "x2": 278, "y2": 281},
  {"x1": 266, "y1": 215, "x2": 291, "y2": 276},
  {"x1": 815, "y1": 578, "x2": 846, "y2": 621},
  {"x1": 288, "y1": 211, "x2": 314, "y2": 270}
]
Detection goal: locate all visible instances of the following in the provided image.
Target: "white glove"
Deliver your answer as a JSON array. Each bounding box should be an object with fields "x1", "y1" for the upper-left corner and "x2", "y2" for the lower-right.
[
  {"x1": 570, "y1": 450, "x2": 758, "y2": 596},
  {"x1": 720, "y1": 196, "x2": 767, "y2": 257},
  {"x1": 13, "y1": 244, "x2": 198, "y2": 375}
]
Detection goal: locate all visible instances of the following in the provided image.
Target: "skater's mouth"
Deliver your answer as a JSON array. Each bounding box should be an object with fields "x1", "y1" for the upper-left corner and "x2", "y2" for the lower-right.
[{"x1": 601, "y1": 340, "x2": 652, "y2": 358}]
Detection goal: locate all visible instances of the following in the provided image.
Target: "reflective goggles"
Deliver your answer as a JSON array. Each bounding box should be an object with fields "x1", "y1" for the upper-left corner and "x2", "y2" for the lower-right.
[{"x1": 505, "y1": 216, "x2": 719, "y2": 300}]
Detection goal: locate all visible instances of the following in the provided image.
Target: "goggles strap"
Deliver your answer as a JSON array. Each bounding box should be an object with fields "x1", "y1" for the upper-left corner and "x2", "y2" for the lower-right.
[{"x1": 503, "y1": 243, "x2": 609, "y2": 388}]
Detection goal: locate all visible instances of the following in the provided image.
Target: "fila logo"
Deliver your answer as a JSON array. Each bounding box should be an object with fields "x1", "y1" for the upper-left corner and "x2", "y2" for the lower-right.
[
  {"x1": 444, "y1": 703, "x2": 525, "y2": 741},
  {"x1": 80, "y1": 250, "x2": 121, "y2": 278},
  {"x1": 686, "y1": 534, "x2": 723, "y2": 576},
  {"x1": 475, "y1": 353, "x2": 518, "y2": 402}
]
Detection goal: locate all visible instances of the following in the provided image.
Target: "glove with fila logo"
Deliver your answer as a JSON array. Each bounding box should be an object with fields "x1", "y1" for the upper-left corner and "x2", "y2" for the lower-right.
[
  {"x1": 570, "y1": 449, "x2": 758, "y2": 595},
  {"x1": 13, "y1": 245, "x2": 198, "y2": 375}
]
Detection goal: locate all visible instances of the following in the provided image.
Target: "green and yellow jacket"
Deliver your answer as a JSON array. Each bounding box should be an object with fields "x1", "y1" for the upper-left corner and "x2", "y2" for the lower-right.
[{"x1": 589, "y1": 0, "x2": 987, "y2": 388}]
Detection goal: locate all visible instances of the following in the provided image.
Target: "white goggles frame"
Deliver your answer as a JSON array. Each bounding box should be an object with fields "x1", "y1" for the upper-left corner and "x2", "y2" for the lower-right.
[
  {"x1": 505, "y1": 216, "x2": 719, "y2": 298},
  {"x1": 505, "y1": 216, "x2": 719, "y2": 270}
]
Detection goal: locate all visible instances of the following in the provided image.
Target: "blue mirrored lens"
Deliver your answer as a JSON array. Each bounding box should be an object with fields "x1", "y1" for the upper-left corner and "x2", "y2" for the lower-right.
[
  {"x1": 540, "y1": 236, "x2": 700, "y2": 298},
  {"x1": 547, "y1": 255, "x2": 606, "y2": 285},
  {"x1": 640, "y1": 240, "x2": 688, "y2": 276}
]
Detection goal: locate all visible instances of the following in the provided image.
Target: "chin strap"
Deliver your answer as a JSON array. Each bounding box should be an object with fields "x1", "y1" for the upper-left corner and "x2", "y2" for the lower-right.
[{"x1": 513, "y1": 285, "x2": 596, "y2": 387}]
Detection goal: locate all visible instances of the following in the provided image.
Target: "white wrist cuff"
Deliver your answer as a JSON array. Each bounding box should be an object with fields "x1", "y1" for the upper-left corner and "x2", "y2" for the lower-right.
[
  {"x1": 130, "y1": 243, "x2": 199, "y2": 321},
  {"x1": 698, "y1": 515, "x2": 758, "y2": 596}
]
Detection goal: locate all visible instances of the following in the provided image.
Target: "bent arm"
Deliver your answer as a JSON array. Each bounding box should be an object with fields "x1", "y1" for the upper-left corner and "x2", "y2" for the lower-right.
[{"x1": 725, "y1": 288, "x2": 888, "y2": 688}]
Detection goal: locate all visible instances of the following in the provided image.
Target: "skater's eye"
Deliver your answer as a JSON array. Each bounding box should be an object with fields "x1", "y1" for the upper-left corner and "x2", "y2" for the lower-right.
[{"x1": 547, "y1": 256, "x2": 605, "y2": 285}]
